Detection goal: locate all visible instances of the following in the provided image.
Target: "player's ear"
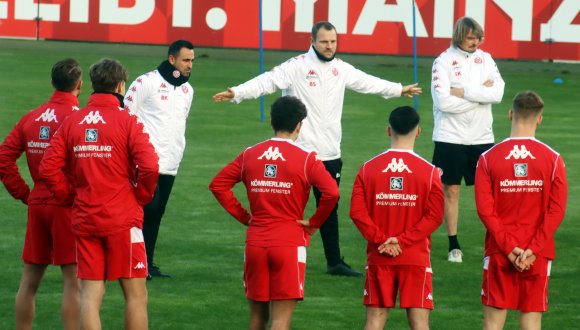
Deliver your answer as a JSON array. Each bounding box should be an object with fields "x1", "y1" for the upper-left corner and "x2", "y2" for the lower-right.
[
  {"x1": 295, "y1": 121, "x2": 303, "y2": 135},
  {"x1": 416, "y1": 127, "x2": 421, "y2": 138},
  {"x1": 537, "y1": 114, "x2": 543, "y2": 126},
  {"x1": 508, "y1": 109, "x2": 513, "y2": 121},
  {"x1": 387, "y1": 126, "x2": 392, "y2": 137}
]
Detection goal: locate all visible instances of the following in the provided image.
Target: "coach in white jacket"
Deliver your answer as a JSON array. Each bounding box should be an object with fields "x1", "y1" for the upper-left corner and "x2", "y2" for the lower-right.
[
  {"x1": 213, "y1": 21, "x2": 421, "y2": 277},
  {"x1": 431, "y1": 17, "x2": 504, "y2": 263},
  {"x1": 124, "y1": 40, "x2": 195, "y2": 278}
]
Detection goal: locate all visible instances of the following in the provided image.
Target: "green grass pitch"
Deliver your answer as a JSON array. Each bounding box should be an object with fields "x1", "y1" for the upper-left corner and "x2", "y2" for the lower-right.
[{"x1": 0, "y1": 39, "x2": 579, "y2": 329}]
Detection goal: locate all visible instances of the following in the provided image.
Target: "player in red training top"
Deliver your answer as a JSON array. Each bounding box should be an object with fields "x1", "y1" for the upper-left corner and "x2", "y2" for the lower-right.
[
  {"x1": 0, "y1": 58, "x2": 82, "y2": 330},
  {"x1": 209, "y1": 96, "x2": 339, "y2": 330},
  {"x1": 350, "y1": 106, "x2": 444, "y2": 330},
  {"x1": 39, "y1": 58, "x2": 159, "y2": 330},
  {"x1": 475, "y1": 91, "x2": 567, "y2": 330}
]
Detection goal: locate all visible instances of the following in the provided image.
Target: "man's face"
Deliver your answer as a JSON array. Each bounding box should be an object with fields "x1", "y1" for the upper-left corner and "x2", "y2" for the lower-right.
[
  {"x1": 169, "y1": 47, "x2": 195, "y2": 77},
  {"x1": 459, "y1": 30, "x2": 481, "y2": 53},
  {"x1": 312, "y1": 28, "x2": 337, "y2": 59}
]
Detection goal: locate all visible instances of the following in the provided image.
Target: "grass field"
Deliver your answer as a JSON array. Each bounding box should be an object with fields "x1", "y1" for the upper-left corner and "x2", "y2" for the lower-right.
[{"x1": 0, "y1": 39, "x2": 579, "y2": 329}]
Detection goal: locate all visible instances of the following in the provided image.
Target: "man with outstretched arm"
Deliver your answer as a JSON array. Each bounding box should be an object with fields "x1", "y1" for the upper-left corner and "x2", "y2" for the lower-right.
[{"x1": 214, "y1": 21, "x2": 421, "y2": 277}]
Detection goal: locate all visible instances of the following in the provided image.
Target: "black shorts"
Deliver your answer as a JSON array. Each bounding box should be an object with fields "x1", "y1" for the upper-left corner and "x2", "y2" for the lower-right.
[{"x1": 432, "y1": 142, "x2": 493, "y2": 186}]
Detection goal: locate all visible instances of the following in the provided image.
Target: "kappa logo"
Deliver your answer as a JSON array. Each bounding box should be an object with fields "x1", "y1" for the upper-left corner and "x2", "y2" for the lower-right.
[
  {"x1": 390, "y1": 177, "x2": 403, "y2": 190},
  {"x1": 85, "y1": 129, "x2": 98, "y2": 142},
  {"x1": 79, "y1": 111, "x2": 106, "y2": 125},
  {"x1": 134, "y1": 262, "x2": 146, "y2": 270},
  {"x1": 306, "y1": 69, "x2": 318, "y2": 79},
  {"x1": 514, "y1": 164, "x2": 528, "y2": 177},
  {"x1": 258, "y1": 146, "x2": 286, "y2": 161},
  {"x1": 264, "y1": 164, "x2": 277, "y2": 178},
  {"x1": 505, "y1": 145, "x2": 535, "y2": 160},
  {"x1": 35, "y1": 108, "x2": 58, "y2": 123},
  {"x1": 427, "y1": 293, "x2": 433, "y2": 301},
  {"x1": 363, "y1": 289, "x2": 368, "y2": 296},
  {"x1": 39, "y1": 126, "x2": 50, "y2": 139},
  {"x1": 382, "y1": 158, "x2": 412, "y2": 173}
]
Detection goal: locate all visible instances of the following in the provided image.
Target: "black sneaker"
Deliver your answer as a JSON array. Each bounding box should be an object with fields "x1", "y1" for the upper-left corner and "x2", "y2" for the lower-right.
[
  {"x1": 149, "y1": 264, "x2": 171, "y2": 278},
  {"x1": 327, "y1": 258, "x2": 362, "y2": 277}
]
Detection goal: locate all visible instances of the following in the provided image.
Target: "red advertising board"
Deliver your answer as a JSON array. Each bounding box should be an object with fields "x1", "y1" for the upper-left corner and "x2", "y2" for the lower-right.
[{"x1": 0, "y1": 0, "x2": 579, "y2": 61}]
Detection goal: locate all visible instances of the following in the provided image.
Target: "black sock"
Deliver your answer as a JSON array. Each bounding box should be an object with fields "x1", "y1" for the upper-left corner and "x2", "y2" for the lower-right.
[{"x1": 448, "y1": 235, "x2": 461, "y2": 251}]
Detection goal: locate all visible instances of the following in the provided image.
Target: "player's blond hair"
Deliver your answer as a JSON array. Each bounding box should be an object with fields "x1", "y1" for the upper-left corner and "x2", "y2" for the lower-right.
[{"x1": 452, "y1": 17, "x2": 483, "y2": 48}]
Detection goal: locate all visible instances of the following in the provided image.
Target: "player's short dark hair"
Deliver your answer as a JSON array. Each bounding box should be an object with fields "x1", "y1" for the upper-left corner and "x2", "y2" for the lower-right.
[
  {"x1": 168, "y1": 40, "x2": 194, "y2": 57},
  {"x1": 270, "y1": 96, "x2": 307, "y2": 133},
  {"x1": 389, "y1": 106, "x2": 420, "y2": 135},
  {"x1": 89, "y1": 58, "x2": 128, "y2": 93},
  {"x1": 311, "y1": 21, "x2": 337, "y2": 41},
  {"x1": 512, "y1": 91, "x2": 544, "y2": 119},
  {"x1": 452, "y1": 17, "x2": 483, "y2": 48},
  {"x1": 51, "y1": 58, "x2": 82, "y2": 92}
]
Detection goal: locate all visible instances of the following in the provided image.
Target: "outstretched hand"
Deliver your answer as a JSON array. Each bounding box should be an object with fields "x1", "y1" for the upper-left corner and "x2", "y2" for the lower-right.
[
  {"x1": 401, "y1": 83, "x2": 422, "y2": 98},
  {"x1": 212, "y1": 88, "x2": 235, "y2": 102},
  {"x1": 378, "y1": 237, "x2": 402, "y2": 257},
  {"x1": 297, "y1": 219, "x2": 317, "y2": 236}
]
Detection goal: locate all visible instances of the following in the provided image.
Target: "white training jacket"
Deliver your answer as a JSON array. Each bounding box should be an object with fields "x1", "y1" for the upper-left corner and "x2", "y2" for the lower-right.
[
  {"x1": 431, "y1": 46, "x2": 504, "y2": 145},
  {"x1": 124, "y1": 70, "x2": 194, "y2": 175},
  {"x1": 231, "y1": 47, "x2": 403, "y2": 161}
]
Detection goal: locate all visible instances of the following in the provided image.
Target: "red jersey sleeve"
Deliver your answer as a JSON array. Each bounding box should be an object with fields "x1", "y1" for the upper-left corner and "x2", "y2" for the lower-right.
[
  {"x1": 38, "y1": 124, "x2": 74, "y2": 204},
  {"x1": 350, "y1": 166, "x2": 389, "y2": 245},
  {"x1": 127, "y1": 114, "x2": 159, "y2": 205},
  {"x1": 304, "y1": 152, "x2": 339, "y2": 228},
  {"x1": 397, "y1": 166, "x2": 444, "y2": 248},
  {"x1": 527, "y1": 155, "x2": 567, "y2": 255},
  {"x1": 209, "y1": 152, "x2": 252, "y2": 225},
  {"x1": 475, "y1": 155, "x2": 519, "y2": 255},
  {"x1": 0, "y1": 121, "x2": 30, "y2": 204}
]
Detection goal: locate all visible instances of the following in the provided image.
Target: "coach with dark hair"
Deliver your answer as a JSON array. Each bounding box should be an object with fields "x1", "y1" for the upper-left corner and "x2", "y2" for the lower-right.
[
  {"x1": 124, "y1": 40, "x2": 195, "y2": 279},
  {"x1": 213, "y1": 21, "x2": 421, "y2": 277}
]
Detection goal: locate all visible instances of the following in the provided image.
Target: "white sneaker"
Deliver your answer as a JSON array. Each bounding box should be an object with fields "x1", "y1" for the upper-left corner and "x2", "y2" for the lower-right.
[{"x1": 448, "y1": 249, "x2": 463, "y2": 263}]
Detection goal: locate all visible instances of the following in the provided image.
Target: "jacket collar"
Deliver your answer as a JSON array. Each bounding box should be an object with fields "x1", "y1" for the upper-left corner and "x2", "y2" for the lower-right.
[{"x1": 48, "y1": 91, "x2": 79, "y2": 107}]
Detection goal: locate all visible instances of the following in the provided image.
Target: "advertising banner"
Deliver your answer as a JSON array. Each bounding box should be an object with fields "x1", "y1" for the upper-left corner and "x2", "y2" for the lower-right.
[{"x1": 1, "y1": 0, "x2": 578, "y2": 60}]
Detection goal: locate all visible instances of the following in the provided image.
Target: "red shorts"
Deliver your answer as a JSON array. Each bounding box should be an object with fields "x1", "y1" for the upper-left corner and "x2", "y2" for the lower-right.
[
  {"x1": 481, "y1": 254, "x2": 551, "y2": 312},
  {"x1": 244, "y1": 245, "x2": 306, "y2": 301},
  {"x1": 23, "y1": 204, "x2": 75, "y2": 265},
  {"x1": 364, "y1": 264, "x2": 434, "y2": 309},
  {"x1": 76, "y1": 227, "x2": 147, "y2": 281}
]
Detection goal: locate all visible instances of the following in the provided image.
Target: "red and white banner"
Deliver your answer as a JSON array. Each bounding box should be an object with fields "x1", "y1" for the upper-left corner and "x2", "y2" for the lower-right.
[{"x1": 1, "y1": 0, "x2": 579, "y2": 61}]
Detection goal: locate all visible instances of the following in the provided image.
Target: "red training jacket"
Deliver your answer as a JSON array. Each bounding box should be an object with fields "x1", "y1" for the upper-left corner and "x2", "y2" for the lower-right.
[
  {"x1": 475, "y1": 138, "x2": 567, "y2": 259},
  {"x1": 0, "y1": 91, "x2": 79, "y2": 205},
  {"x1": 350, "y1": 149, "x2": 444, "y2": 267},
  {"x1": 209, "y1": 138, "x2": 339, "y2": 247},
  {"x1": 39, "y1": 93, "x2": 159, "y2": 236}
]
